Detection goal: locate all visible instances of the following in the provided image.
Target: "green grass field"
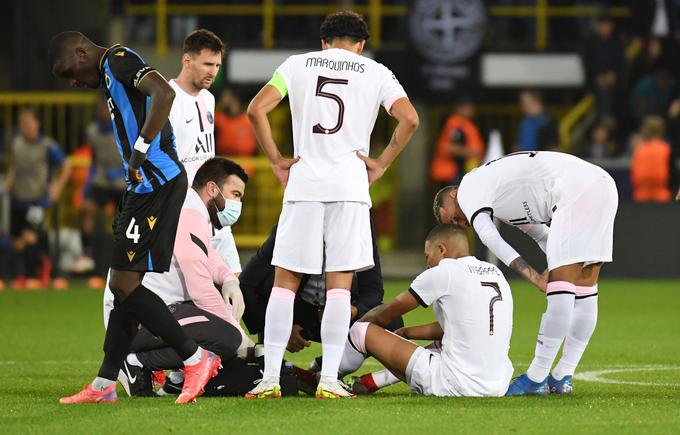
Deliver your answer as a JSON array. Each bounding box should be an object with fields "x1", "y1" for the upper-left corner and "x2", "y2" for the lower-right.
[{"x1": 1, "y1": 280, "x2": 679, "y2": 434}]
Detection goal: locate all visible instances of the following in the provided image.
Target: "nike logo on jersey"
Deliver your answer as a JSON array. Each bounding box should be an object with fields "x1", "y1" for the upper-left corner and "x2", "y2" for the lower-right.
[
  {"x1": 124, "y1": 362, "x2": 137, "y2": 384},
  {"x1": 127, "y1": 251, "x2": 136, "y2": 262},
  {"x1": 185, "y1": 118, "x2": 194, "y2": 123},
  {"x1": 147, "y1": 216, "x2": 157, "y2": 230}
]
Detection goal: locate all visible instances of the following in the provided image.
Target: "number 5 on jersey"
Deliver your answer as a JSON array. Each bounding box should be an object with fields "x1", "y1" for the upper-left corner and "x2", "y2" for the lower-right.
[{"x1": 312, "y1": 75, "x2": 348, "y2": 135}]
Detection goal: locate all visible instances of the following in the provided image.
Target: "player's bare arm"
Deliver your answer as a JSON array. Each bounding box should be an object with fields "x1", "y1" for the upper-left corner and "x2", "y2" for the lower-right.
[
  {"x1": 128, "y1": 71, "x2": 176, "y2": 177},
  {"x1": 509, "y1": 257, "x2": 548, "y2": 292},
  {"x1": 247, "y1": 84, "x2": 299, "y2": 186},
  {"x1": 360, "y1": 290, "x2": 420, "y2": 327},
  {"x1": 394, "y1": 321, "x2": 443, "y2": 341},
  {"x1": 357, "y1": 97, "x2": 419, "y2": 185}
]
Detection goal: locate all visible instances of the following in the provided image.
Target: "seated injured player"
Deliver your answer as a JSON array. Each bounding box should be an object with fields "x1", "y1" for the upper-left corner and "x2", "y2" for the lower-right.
[
  {"x1": 337, "y1": 224, "x2": 514, "y2": 397},
  {"x1": 103, "y1": 158, "x2": 255, "y2": 396}
]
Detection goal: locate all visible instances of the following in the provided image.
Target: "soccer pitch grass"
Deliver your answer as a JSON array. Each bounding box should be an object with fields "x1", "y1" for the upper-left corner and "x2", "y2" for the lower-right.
[{"x1": 1, "y1": 280, "x2": 679, "y2": 434}]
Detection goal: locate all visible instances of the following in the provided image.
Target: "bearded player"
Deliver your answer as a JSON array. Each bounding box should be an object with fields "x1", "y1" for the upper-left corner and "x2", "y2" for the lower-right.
[
  {"x1": 434, "y1": 151, "x2": 618, "y2": 395},
  {"x1": 245, "y1": 11, "x2": 419, "y2": 398}
]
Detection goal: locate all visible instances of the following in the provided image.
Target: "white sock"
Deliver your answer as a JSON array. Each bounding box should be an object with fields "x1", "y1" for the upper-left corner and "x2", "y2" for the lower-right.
[
  {"x1": 91, "y1": 376, "x2": 116, "y2": 391},
  {"x1": 263, "y1": 287, "x2": 296, "y2": 382},
  {"x1": 169, "y1": 370, "x2": 184, "y2": 384},
  {"x1": 372, "y1": 369, "x2": 400, "y2": 388},
  {"x1": 319, "y1": 289, "x2": 352, "y2": 383},
  {"x1": 553, "y1": 291, "x2": 598, "y2": 380},
  {"x1": 183, "y1": 347, "x2": 203, "y2": 366},
  {"x1": 526, "y1": 282, "x2": 575, "y2": 382},
  {"x1": 125, "y1": 353, "x2": 143, "y2": 368},
  {"x1": 338, "y1": 338, "x2": 367, "y2": 377}
]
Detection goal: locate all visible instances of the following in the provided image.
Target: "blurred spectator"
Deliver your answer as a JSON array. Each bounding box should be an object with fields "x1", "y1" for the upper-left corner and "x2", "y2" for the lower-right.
[
  {"x1": 214, "y1": 88, "x2": 257, "y2": 156},
  {"x1": 665, "y1": 96, "x2": 680, "y2": 195},
  {"x1": 630, "y1": 115, "x2": 672, "y2": 202},
  {"x1": 430, "y1": 98, "x2": 485, "y2": 186},
  {"x1": 3, "y1": 107, "x2": 71, "y2": 289},
  {"x1": 628, "y1": 38, "x2": 665, "y2": 89},
  {"x1": 584, "y1": 117, "x2": 618, "y2": 158},
  {"x1": 516, "y1": 91, "x2": 559, "y2": 152},
  {"x1": 582, "y1": 13, "x2": 624, "y2": 117},
  {"x1": 76, "y1": 101, "x2": 125, "y2": 286},
  {"x1": 630, "y1": 68, "x2": 677, "y2": 125}
]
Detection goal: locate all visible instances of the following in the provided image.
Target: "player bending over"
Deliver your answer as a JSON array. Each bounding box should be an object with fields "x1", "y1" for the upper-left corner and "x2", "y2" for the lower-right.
[
  {"x1": 338, "y1": 224, "x2": 513, "y2": 397},
  {"x1": 434, "y1": 151, "x2": 618, "y2": 395},
  {"x1": 50, "y1": 32, "x2": 220, "y2": 404},
  {"x1": 245, "y1": 10, "x2": 419, "y2": 399}
]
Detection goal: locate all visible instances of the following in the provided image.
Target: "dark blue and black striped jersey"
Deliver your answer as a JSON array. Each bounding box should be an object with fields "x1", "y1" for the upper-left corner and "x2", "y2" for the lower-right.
[{"x1": 99, "y1": 44, "x2": 183, "y2": 194}]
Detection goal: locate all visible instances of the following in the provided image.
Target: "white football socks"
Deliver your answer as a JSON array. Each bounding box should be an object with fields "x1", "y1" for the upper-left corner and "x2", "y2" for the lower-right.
[
  {"x1": 553, "y1": 290, "x2": 598, "y2": 380},
  {"x1": 338, "y1": 337, "x2": 368, "y2": 376},
  {"x1": 91, "y1": 376, "x2": 116, "y2": 391},
  {"x1": 263, "y1": 287, "x2": 296, "y2": 382},
  {"x1": 371, "y1": 369, "x2": 400, "y2": 389},
  {"x1": 527, "y1": 282, "x2": 575, "y2": 383},
  {"x1": 319, "y1": 289, "x2": 352, "y2": 384},
  {"x1": 125, "y1": 353, "x2": 143, "y2": 368},
  {"x1": 183, "y1": 347, "x2": 203, "y2": 366}
]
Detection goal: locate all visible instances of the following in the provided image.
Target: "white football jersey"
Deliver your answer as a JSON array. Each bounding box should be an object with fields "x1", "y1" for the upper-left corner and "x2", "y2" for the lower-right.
[
  {"x1": 274, "y1": 48, "x2": 407, "y2": 205},
  {"x1": 458, "y1": 151, "x2": 608, "y2": 227},
  {"x1": 168, "y1": 79, "x2": 215, "y2": 185},
  {"x1": 410, "y1": 256, "x2": 514, "y2": 396}
]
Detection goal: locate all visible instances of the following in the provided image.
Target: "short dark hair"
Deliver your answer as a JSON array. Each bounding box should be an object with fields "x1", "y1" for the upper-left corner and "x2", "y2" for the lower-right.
[
  {"x1": 183, "y1": 29, "x2": 226, "y2": 56},
  {"x1": 48, "y1": 31, "x2": 86, "y2": 70},
  {"x1": 320, "y1": 10, "x2": 370, "y2": 43},
  {"x1": 432, "y1": 185, "x2": 457, "y2": 224},
  {"x1": 425, "y1": 224, "x2": 467, "y2": 244},
  {"x1": 192, "y1": 157, "x2": 248, "y2": 190}
]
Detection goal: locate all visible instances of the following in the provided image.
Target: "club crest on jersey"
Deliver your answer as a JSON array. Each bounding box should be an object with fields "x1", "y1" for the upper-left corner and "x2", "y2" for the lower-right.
[
  {"x1": 147, "y1": 216, "x2": 157, "y2": 230},
  {"x1": 207, "y1": 111, "x2": 213, "y2": 124},
  {"x1": 126, "y1": 251, "x2": 136, "y2": 262}
]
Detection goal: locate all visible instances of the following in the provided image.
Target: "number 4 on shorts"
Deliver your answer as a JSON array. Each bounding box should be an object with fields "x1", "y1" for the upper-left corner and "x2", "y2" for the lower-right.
[{"x1": 126, "y1": 218, "x2": 140, "y2": 244}]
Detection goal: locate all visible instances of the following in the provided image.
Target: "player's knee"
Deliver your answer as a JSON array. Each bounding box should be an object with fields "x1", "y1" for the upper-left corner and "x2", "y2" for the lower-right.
[
  {"x1": 349, "y1": 321, "x2": 370, "y2": 355},
  {"x1": 208, "y1": 326, "x2": 242, "y2": 359},
  {"x1": 108, "y1": 271, "x2": 141, "y2": 299}
]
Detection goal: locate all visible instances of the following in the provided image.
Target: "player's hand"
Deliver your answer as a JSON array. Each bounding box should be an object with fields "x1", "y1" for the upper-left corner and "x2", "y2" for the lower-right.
[
  {"x1": 271, "y1": 156, "x2": 300, "y2": 187},
  {"x1": 356, "y1": 152, "x2": 386, "y2": 185},
  {"x1": 128, "y1": 167, "x2": 144, "y2": 185},
  {"x1": 393, "y1": 327, "x2": 408, "y2": 338},
  {"x1": 222, "y1": 280, "x2": 245, "y2": 321},
  {"x1": 287, "y1": 324, "x2": 310, "y2": 353},
  {"x1": 676, "y1": 187, "x2": 680, "y2": 201}
]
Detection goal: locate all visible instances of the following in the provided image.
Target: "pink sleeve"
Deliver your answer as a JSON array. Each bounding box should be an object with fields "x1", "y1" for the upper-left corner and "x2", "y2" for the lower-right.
[{"x1": 173, "y1": 209, "x2": 238, "y2": 326}]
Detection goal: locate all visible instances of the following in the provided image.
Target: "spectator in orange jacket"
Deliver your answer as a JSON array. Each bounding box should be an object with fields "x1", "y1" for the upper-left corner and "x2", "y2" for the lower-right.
[
  {"x1": 631, "y1": 115, "x2": 672, "y2": 202},
  {"x1": 430, "y1": 98, "x2": 484, "y2": 186},
  {"x1": 214, "y1": 88, "x2": 257, "y2": 157}
]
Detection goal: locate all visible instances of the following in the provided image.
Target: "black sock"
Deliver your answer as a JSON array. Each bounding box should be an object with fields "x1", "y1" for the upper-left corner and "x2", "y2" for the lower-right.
[
  {"x1": 122, "y1": 285, "x2": 199, "y2": 360},
  {"x1": 98, "y1": 303, "x2": 139, "y2": 380}
]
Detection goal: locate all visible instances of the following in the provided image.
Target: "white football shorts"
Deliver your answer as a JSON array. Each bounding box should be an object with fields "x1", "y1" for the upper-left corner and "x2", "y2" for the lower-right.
[
  {"x1": 272, "y1": 201, "x2": 373, "y2": 274},
  {"x1": 547, "y1": 171, "x2": 619, "y2": 270}
]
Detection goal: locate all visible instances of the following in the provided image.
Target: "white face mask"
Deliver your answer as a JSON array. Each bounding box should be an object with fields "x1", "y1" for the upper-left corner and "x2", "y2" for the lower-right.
[{"x1": 215, "y1": 189, "x2": 242, "y2": 227}]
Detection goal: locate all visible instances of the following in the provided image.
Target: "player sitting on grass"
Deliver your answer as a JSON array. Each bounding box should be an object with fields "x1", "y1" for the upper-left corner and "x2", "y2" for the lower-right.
[
  {"x1": 337, "y1": 224, "x2": 514, "y2": 397},
  {"x1": 434, "y1": 151, "x2": 618, "y2": 395}
]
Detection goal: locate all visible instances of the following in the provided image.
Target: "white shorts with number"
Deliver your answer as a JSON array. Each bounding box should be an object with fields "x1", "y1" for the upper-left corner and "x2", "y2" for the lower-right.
[
  {"x1": 547, "y1": 172, "x2": 619, "y2": 271},
  {"x1": 272, "y1": 201, "x2": 373, "y2": 275}
]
